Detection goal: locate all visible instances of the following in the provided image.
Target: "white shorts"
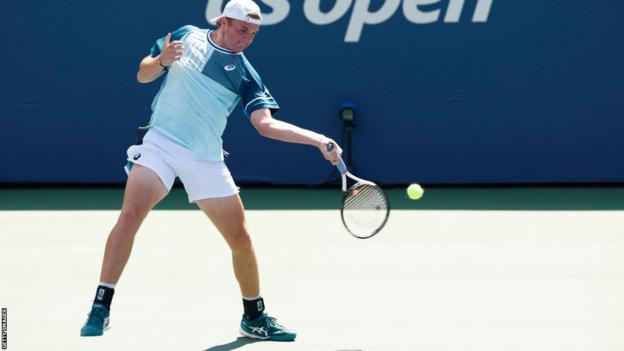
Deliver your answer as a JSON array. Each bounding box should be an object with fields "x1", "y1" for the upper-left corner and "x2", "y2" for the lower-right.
[{"x1": 124, "y1": 129, "x2": 239, "y2": 202}]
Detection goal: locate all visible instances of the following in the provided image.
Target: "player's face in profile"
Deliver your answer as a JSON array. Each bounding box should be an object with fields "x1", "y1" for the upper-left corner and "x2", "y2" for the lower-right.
[{"x1": 221, "y1": 18, "x2": 260, "y2": 53}]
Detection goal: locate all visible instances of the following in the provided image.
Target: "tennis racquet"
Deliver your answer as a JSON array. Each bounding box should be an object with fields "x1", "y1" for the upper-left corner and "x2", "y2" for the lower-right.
[{"x1": 327, "y1": 143, "x2": 390, "y2": 239}]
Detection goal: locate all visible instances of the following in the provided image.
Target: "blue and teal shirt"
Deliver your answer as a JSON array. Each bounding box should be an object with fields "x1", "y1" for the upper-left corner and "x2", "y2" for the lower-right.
[{"x1": 147, "y1": 25, "x2": 278, "y2": 161}]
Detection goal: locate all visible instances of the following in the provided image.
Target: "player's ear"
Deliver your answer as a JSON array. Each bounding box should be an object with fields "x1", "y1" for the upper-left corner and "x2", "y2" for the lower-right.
[{"x1": 220, "y1": 17, "x2": 231, "y2": 28}]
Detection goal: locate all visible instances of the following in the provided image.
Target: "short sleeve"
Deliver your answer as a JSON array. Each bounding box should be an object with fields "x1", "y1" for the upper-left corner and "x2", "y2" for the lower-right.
[
  {"x1": 149, "y1": 25, "x2": 198, "y2": 58},
  {"x1": 240, "y1": 57, "x2": 279, "y2": 117},
  {"x1": 242, "y1": 85, "x2": 279, "y2": 117}
]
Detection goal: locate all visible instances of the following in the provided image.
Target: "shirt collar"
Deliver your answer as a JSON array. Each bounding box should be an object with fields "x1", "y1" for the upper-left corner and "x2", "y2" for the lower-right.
[{"x1": 207, "y1": 30, "x2": 241, "y2": 55}]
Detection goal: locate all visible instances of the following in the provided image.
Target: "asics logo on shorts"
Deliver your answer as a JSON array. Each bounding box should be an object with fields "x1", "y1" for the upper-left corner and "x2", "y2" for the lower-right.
[
  {"x1": 133, "y1": 153, "x2": 141, "y2": 160},
  {"x1": 224, "y1": 64, "x2": 236, "y2": 71}
]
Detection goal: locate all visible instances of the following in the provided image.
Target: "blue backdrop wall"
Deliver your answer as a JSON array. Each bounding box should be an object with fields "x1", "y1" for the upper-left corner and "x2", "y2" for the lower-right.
[{"x1": 2, "y1": 0, "x2": 623, "y2": 184}]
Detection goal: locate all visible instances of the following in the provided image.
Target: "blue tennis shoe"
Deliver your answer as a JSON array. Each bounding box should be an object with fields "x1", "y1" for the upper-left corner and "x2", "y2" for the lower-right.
[
  {"x1": 80, "y1": 304, "x2": 110, "y2": 337},
  {"x1": 239, "y1": 314, "x2": 296, "y2": 341}
]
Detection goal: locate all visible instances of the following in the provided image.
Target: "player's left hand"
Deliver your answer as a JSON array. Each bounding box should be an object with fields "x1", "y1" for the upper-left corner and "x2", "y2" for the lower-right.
[
  {"x1": 319, "y1": 139, "x2": 342, "y2": 165},
  {"x1": 159, "y1": 33, "x2": 184, "y2": 67}
]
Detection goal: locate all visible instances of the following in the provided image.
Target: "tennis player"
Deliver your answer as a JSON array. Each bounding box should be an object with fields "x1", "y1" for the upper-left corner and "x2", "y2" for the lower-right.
[{"x1": 80, "y1": 0, "x2": 342, "y2": 341}]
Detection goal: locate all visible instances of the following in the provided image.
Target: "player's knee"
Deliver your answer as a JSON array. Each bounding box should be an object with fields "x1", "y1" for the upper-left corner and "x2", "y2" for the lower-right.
[
  {"x1": 230, "y1": 231, "x2": 253, "y2": 252},
  {"x1": 117, "y1": 207, "x2": 146, "y2": 230}
]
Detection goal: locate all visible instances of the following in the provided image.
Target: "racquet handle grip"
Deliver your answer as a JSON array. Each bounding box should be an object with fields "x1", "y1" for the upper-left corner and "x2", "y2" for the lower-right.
[{"x1": 326, "y1": 143, "x2": 347, "y2": 174}]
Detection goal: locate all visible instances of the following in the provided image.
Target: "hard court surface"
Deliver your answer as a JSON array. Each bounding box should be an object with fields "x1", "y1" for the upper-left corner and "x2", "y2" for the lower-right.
[{"x1": 1, "y1": 187, "x2": 623, "y2": 351}]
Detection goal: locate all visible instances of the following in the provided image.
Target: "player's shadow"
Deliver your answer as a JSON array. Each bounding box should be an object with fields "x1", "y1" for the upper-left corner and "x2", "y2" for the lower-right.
[{"x1": 202, "y1": 337, "x2": 260, "y2": 351}]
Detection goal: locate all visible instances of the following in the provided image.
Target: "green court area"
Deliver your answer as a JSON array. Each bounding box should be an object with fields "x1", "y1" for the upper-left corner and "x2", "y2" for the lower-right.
[{"x1": 0, "y1": 185, "x2": 623, "y2": 210}]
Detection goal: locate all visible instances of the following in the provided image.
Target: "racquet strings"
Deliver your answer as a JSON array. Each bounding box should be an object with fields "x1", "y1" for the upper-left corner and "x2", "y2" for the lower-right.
[{"x1": 341, "y1": 183, "x2": 388, "y2": 238}]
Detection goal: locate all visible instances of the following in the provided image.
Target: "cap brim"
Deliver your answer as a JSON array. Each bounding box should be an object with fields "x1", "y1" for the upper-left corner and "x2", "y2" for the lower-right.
[{"x1": 209, "y1": 15, "x2": 222, "y2": 25}]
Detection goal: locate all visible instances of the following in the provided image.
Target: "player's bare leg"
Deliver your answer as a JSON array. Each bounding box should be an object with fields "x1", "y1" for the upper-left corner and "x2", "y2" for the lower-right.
[
  {"x1": 196, "y1": 194, "x2": 296, "y2": 341},
  {"x1": 81, "y1": 164, "x2": 168, "y2": 337},
  {"x1": 196, "y1": 195, "x2": 259, "y2": 297},
  {"x1": 100, "y1": 164, "x2": 168, "y2": 284}
]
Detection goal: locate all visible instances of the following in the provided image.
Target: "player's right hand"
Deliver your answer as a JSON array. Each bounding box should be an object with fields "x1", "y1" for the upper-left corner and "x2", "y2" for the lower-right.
[
  {"x1": 158, "y1": 33, "x2": 184, "y2": 67},
  {"x1": 320, "y1": 139, "x2": 342, "y2": 165}
]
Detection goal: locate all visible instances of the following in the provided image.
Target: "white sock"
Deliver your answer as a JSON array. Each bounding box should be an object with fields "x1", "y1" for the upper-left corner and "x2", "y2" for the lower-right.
[
  {"x1": 99, "y1": 282, "x2": 116, "y2": 289},
  {"x1": 242, "y1": 295, "x2": 262, "y2": 301}
]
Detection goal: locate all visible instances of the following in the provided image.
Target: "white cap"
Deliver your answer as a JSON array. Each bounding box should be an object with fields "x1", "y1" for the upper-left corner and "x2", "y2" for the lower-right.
[{"x1": 209, "y1": 0, "x2": 262, "y2": 26}]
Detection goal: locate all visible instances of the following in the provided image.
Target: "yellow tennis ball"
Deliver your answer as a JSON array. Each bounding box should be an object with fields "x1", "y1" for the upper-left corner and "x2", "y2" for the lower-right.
[{"x1": 407, "y1": 183, "x2": 424, "y2": 200}]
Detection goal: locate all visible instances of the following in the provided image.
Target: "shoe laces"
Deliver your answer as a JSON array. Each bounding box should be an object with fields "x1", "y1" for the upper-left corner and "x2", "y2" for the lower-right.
[
  {"x1": 86, "y1": 306, "x2": 107, "y2": 325},
  {"x1": 264, "y1": 315, "x2": 285, "y2": 331}
]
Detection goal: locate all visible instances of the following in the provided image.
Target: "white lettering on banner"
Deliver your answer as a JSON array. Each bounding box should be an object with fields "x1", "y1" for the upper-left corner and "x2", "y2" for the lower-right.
[
  {"x1": 346, "y1": 0, "x2": 401, "y2": 42},
  {"x1": 473, "y1": 0, "x2": 493, "y2": 22},
  {"x1": 403, "y1": 0, "x2": 441, "y2": 24},
  {"x1": 205, "y1": 0, "x2": 494, "y2": 42},
  {"x1": 445, "y1": 0, "x2": 464, "y2": 23},
  {"x1": 304, "y1": 0, "x2": 351, "y2": 25},
  {"x1": 260, "y1": 0, "x2": 290, "y2": 24}
]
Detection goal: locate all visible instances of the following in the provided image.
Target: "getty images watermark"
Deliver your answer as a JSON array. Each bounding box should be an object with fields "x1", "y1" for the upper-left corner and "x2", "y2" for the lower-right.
[{"x1": 2, "y1": 308, "x2": 6, "y2": 349}]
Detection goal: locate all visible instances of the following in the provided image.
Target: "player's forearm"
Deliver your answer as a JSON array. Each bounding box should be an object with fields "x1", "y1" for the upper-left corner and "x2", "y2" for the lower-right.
[
  {"x1": 259, "y1": 119, "x2": 328, "y2": 147},
  {"x1": 136, "y1": 56, "x2": 166, "y2": 84}
]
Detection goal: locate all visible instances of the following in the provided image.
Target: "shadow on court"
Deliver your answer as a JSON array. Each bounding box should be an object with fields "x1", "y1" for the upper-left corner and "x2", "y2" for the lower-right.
[{"x1": 202, "y1": 337, "x2": 260, "y2": 351}]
